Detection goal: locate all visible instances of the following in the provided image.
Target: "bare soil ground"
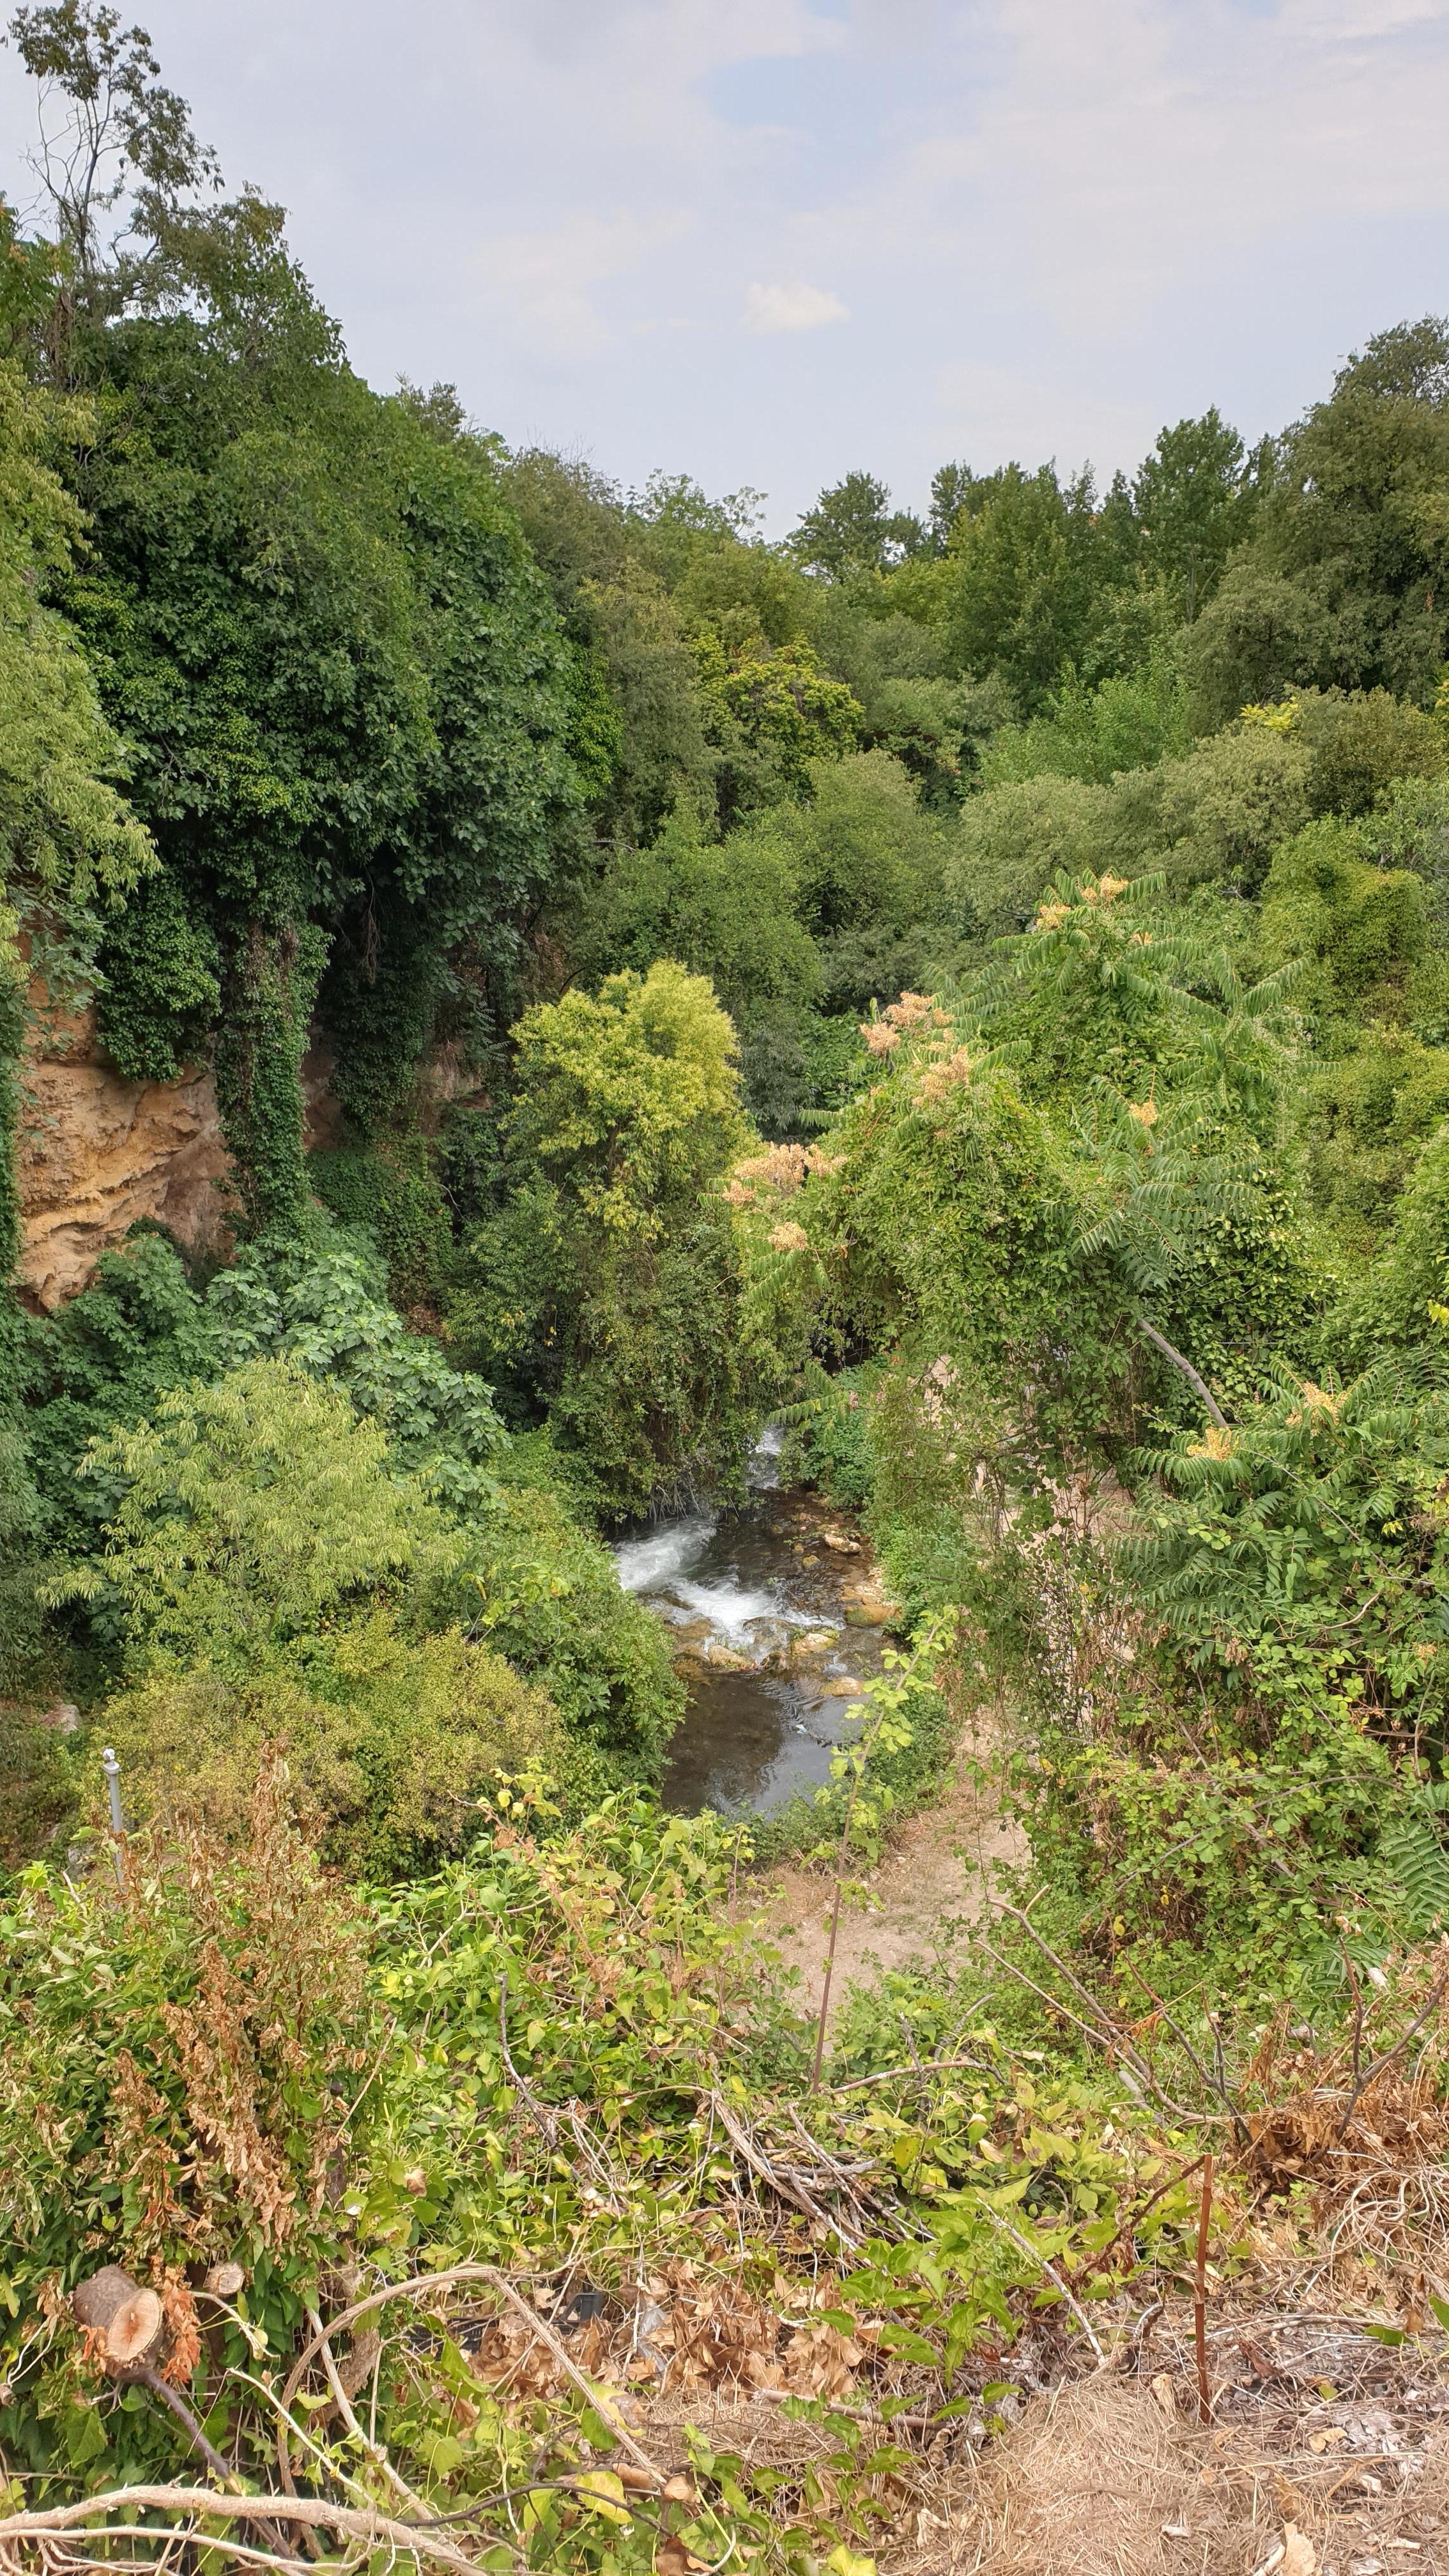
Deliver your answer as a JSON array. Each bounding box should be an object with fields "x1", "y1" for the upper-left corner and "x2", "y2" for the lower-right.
[{"x1": 747, "y1": 1716, "x2": 1025, "y2": 2027}]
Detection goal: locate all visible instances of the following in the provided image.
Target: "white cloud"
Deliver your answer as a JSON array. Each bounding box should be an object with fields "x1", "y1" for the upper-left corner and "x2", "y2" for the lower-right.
[
  {"x1": 471, "y1": 209, "x2": 694, "y2": 360},
  {"x1": 744, "y1": 279, "x2": 850, "y2": 334}
]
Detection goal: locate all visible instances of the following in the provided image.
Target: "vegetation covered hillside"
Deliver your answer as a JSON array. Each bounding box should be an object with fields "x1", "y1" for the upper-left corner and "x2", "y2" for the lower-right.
[{"x1": 5, "y1": 11, "x2": 1449, "y2": 2571}]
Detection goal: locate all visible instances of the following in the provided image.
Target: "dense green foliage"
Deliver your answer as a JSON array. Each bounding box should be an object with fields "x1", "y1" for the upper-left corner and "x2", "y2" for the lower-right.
[
  {"x1": 10, "y1": 19, "x2": 1449, "y2": 2561},
  {"x1": 454, "y1": 960, "x2": 752, "y2": 1515}
]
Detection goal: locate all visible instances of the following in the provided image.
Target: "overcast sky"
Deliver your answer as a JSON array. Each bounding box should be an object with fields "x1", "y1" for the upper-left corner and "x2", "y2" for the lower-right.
[{"x1": 3, "y1": 0, "x2": 1449, "y2": 530}]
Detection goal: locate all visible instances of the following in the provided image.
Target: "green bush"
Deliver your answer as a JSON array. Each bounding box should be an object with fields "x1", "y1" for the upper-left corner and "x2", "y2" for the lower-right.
[
  {"x1": 1258, "y1": 815, "x2": 1429, "y2": 1016},
  {"x1": 1297, "y1": 686, "x2": 1448, "y2": 816},
  {"x1": 568, "y1": 799, "x2": 822, "y2": 1029},
  {"x1": 102, "y1": 1614, "x2": 562, "y2": 1876},
  {"x1": 65, "y1": 1358, "x2": 463, "y2": 1675}
]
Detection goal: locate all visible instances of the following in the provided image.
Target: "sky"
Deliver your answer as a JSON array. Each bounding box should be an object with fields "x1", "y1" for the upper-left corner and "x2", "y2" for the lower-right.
[{"x1": 3, "y1": 0, "x2": 1449, "y2": 532}]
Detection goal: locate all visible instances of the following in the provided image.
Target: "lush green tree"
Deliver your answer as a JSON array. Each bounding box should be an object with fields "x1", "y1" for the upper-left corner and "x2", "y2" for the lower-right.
[
  {"x1": 928, "y1": 461, "x2": 974, "y2": 553},
  {"x1": 946, "y1": 770, "x2": 1116, "y2": 940},
  {"x1": 760, "y1": 750, "x2": 944, "y2": 937},
  {"x1": 456, "y1": 962, "x2": 753, "y2": 1514},
  {"x1": 632, "y1": 470, "x2": 809, "y2": 647},
  {"x1": 1131, "y1": 717, "x2": 1313, "y2": 893},
  {"x1": 102, "y1": 1618, "x2": 562, "y2": 1875},
  {"x1": 789, "y1": 470, "x2": 924, "y2": 579},
  {"x1": 938, "y1": 464, "x2": 1133, "y2": 714},
  {"x1": 801, "y1": 594, "x2": 1007, "y2": 804},
  {"x1": 569, "y1": 800, "x2": 821, "y2": 1030},
  {"x1": 1132, "y1": 408, "x2": 1268, "y2": 620},
  {"x1": 0, "y1": 323, "x2": 154, "y2": 1586},
  {"x1": 0, "y1": 355, "x2": 152, "y2": 951},
  {"x1": 1258, "y1": 817, "x2": 1430, "y2": 1018},
  {"x1": 67, "y1": 1358, "x2": 459, "y2": 1670},
  {"x1": 501, "y1": 450, "x2": 714, "y2": 841},
  {"x1": 1296, "y1": 1030, "x2": 1449, "y2": 1255},
  {"x1": 1191, "y1": 318, "x2": 1449, "y2": 717},
  {"x1": 692, "y1": 630, "x2": 861, "y2": 823},
  {"x1": 58, "y1": 1355, "x2": 575, "y2": 1868},
  {"x1": 1293, "y1": 686, "x2": 1448, "y2": 817},
  {"x1": 6, "y1": 0, "x2": 220, "y2": 341},
  {"x1": 71, "y1": 319, "x2": 580, "y2": 1206},
  {"x1": 979, "y1": 644, "x2": 1193, "y2": 788},
  {"x1": 743, "y1": 879, "x2": 1315, "y2": 1489},
  {"x1": 3, "y1": 19, "x2": 583, "y2": 1229}
]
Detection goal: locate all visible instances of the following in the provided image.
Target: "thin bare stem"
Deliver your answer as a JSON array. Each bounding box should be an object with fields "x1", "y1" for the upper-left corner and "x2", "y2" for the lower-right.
[
  {"x1": 976, "y1": 2205, "x2": 1105, "y2": 2366},
  {"x1": 0, "y1": 2487, "x2": 486, "y2": 2572},
  {"x1": 1195, "y1": 2154, "x2": 1214, "y2": 2426}
]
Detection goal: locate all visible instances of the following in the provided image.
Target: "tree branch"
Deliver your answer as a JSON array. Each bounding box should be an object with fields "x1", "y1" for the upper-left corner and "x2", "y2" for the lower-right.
[{"x1": 1138, "y1": 1318, "x2": 1228, "y2": 1429}]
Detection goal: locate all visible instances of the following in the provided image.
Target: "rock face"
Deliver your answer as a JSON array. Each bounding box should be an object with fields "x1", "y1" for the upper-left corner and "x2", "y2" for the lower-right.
[{"x1": 17, "y1": 1003, "x2": 238, "y2": 1311}]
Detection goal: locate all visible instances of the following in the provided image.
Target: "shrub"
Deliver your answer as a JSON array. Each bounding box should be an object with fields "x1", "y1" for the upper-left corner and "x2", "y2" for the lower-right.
[
  {"x1": 456, "y1": 962, "x2": 756, "y2": 1514},
  {"x1": 0, "y1": 1758, "x2": 380, "y2": 2487},
  {"x1": 68, "y1": 1359, "x2": 461, "y2": 1676},
  {"x1": 102, "y1": 1614, "x2": 562, "y2": 1876}
]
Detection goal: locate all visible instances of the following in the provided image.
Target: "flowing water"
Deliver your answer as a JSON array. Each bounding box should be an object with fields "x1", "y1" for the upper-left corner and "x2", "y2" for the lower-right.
[{"x1": 613, "y1": 1438, "x2": 892, "y2": 1816}]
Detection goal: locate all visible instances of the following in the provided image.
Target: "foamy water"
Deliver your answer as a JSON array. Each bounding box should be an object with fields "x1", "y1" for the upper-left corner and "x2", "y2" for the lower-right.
[{"x1": 613, "y1": 1515, "x2": 717, "y2": 1595}]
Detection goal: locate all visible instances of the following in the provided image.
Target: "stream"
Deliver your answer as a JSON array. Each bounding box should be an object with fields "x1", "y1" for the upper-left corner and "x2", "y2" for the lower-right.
[{"x1": 613, "y1": 1436, "x2": 895, "y2": 1816}]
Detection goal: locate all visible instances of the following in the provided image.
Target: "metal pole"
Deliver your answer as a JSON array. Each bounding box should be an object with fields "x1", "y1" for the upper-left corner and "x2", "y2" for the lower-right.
[{"x1": 100, "y1": 1745, "x2": 126, "y2": 1888}]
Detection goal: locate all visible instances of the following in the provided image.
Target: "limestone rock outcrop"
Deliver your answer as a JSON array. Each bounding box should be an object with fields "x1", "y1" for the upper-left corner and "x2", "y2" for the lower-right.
[{"x1": 18, "y1": 1004, "x2": 238, "y2": 1311}]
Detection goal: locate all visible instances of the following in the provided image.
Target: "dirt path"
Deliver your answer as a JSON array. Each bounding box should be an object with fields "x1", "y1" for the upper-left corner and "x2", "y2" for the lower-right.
[{"x1": 749, "y1": 1718, "x2": 1026, "y2": 2025}]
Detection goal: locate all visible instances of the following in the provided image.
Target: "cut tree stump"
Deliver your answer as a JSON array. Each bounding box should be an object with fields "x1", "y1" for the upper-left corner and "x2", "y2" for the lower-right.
[{"x1": 73, "y1": 2267, "x2": 167, "y2": 2375}]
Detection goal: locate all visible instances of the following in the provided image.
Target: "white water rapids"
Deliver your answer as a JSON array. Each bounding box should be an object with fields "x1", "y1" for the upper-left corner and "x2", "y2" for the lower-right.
[{"x1": 611, "y1": 1433, "x2": 886, "y2": 1814}]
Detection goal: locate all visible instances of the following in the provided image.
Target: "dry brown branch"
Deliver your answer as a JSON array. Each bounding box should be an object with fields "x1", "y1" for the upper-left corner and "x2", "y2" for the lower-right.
[
  {"x1": 0, "y1": 2487, "x2": 487, "y2": 2572},
  {"x1": 981, "y1": 1915, "x2": 1230, "y2": 2128},
  {"x1": 4, "y1": 2532, "x2": 314, "y2": 2576},
  {"x1": 279, "y1": 2264, "x2": 663, "y2": 2490},
  {"x1": 1333, "y1": 1955, "x2": 1448, "y2": 2140},
  {"x1": 1193, "y1": 2154, "x2": 1213, "y2": 2426},
  {"x1": 496, "y1": 1968, "x2": 558, "y2": 2152},
  {"x1": 707, "y1": 2090, "x2": 861, "y2": 2251},
  {"x1": 831, "y1": 2054, "x2": 996, "y2": 2092},
  {"x1": 973, "y1": 2205, "x2": 1106, "y2": 2367},
  {"x1": 304, "y1": 2304, "x2": 429, "y2": 2517},
  {"x1": 133, "y1": 2364, "x2": 238, "y2": 2488},
  {"x1": 1137, "y1": 1318, "x2": 1228, "y2": 1428}
]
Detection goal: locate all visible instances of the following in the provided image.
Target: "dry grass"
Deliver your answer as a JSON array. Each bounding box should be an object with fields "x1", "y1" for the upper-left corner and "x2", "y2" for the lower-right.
[{"x1": 891, "y1": 2373, "x2": 1449, "y2": 2575}]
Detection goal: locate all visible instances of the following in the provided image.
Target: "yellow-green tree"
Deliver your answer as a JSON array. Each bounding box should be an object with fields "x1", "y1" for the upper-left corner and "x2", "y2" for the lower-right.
[{"x1": 456, "y1": 962, "x2": 755, "y2": 1515}]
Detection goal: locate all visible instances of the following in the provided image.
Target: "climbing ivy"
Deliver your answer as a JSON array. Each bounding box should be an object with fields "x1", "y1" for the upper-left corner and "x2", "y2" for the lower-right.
[
  {"x1": 213, "y1": 923, "x2": 330, "y2": 1233},
  {"x1": 50, "y1": 243, "x2": 579, "y2": 1230}
]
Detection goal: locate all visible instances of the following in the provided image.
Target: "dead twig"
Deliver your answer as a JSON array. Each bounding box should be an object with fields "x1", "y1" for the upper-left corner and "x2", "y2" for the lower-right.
[
  {"x1": 0, "y1": 2487, "x2": 487, "y2": 2572},
  {"x1": 1333, "y1": 1956, "x2": 1449, "y2": 2141},
  {"x1": 975, "y1": 2204, "x2": 1106, "y2": 2366},
  {"x1": 1194, "y1": 2152, "x2": 1214, "y2": 2426},
  {"x1": 1138, "y1": 1318, "x2": 1228, "y2": 1429},
  {"x1": 280, "y1": 2264, "x2": 663, "y2": 2492},
  {"x1": 134, "y1": 2365, "x2": 240, "y2": 2490},
  {"x1": 831, "y1": 2054, "x2": 996, "y2": 2092},
  {"x1": 981, "y1": 1913, "x2": 1230, "y2": 2128},
  {"x1": 497, "y1": 1968, "x2": 558, "y2": 2152},
  {"x1": 707, "y1": 2090, "x2": 861, "y2": 2252},
  {"x1": 1122, "y1": 1962, "x2": 1249, "y2": 2147},
  {"x1": 305, "y1": 2306, "x2": 429, "y2": 2518}
]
